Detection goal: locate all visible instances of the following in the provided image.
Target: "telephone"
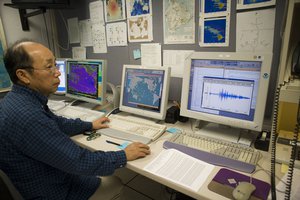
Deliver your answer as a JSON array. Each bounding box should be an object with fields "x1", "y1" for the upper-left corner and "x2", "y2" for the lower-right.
[{"x1": 292, "y1": 42, "x2": 300, "y2": 75}]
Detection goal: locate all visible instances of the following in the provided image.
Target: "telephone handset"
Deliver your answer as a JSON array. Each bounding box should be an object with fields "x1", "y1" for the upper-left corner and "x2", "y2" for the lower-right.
[{"x1": 292, "y1": 42, "x2": 300, "y2": 75}]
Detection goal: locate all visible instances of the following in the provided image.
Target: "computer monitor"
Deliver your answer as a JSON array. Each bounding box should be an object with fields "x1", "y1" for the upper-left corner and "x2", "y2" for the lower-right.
[
  {"x1": 119, "y1": 65, "x2": 171, "y2": 120},
  {"x1": 65, "y1": 59, "x2": 107, "y2": 105},
  {"x1": 180, "y1": 52, "x2": 272, "y2": 132},
  {"x1": 55, "y1": 58, "x2": 67, "y2": 94}
]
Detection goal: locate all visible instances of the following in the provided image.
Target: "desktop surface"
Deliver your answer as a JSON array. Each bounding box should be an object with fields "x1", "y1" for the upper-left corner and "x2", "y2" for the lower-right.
[{"x1": 71, "y1": 131, "x2": 274, "y2": 200}]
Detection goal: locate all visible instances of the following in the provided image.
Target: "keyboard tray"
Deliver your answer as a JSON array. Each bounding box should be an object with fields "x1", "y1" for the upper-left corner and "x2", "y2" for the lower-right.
[{"x1": 98, "y1": 128, "x2": 151, "y2": 144}]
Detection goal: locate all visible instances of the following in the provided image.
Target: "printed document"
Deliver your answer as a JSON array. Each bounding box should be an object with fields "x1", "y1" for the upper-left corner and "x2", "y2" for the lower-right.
[
  {"x1": 144, "y1": 149, "x2": 215, "y2": 191},
  {"x1": 274, "y1": 168, "x2": 300, "y2": 200}
]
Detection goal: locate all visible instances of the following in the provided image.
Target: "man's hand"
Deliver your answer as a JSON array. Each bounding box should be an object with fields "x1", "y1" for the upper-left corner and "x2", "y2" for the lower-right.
[
  {"x1": 124, "y1": 142, "x2": 150, "y2": 161},
  {"x1": 92, "y1": 117, "x2": 110, "y2": 130}
]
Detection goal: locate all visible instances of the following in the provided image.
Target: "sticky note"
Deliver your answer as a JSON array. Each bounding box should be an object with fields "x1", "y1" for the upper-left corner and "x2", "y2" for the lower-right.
[
  {"x1": 281, "y1": 163, "x2": 289, "y2": 173},
  {"x1": 118, "y1": 142, "x2": 130, "y2": 149},
  {"x1": 133, "y1": 49, "x2": 141, "y2": 60},
  {"x1": 167, "y1": 127, "x2": 179, "y2": 133}
]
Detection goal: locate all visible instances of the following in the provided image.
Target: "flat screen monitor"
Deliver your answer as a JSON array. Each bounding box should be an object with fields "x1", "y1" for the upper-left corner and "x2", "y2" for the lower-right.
[
  {"x1": 55, "y1": 58, "x2": 67, "y2": 94},
  {"x1": 180, "y1": 52, "x2": 272, "y2": 132},
  {"x1": 119, "y1": 65, "x2": 171, "y2": 120},
  {"x1": 65, "y1": 59, "x2": 107, "y2": 105}
]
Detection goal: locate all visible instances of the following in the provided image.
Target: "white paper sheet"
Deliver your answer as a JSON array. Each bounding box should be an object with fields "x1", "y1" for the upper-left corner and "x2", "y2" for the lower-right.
[
  {"x1": 92, "y1": 24, "x2": 107, "y2": 53},
  {"x1": 79, "y1": 19, "x2": 93, "y2": 47},
  {"x1": 89, "y1": 0, "x2": 105, "y2": 25},
  {"x1": 106, "y1": 22, "x2": 128, "y2": 47},
  {"x1": 141, "y1": 43, "x2": 161, "y2": 66},
  {"x1": 163, "y1": 50, "x2": 194, "y2": 77},
  {"x1": 144, "y1": 149, "x2": 215, "y2": 192},
  {"x1": 67, "y1": 17, "x2": 80, "y2": 44},
  {"x1": 271, "y1": 168, "x2": 300, "y2": 200},
  {"x1": 72, "y1": 47, "x2": 86, "y2": 59},
  {"x1": 236, "y1": 8, "x2": 275, "y2": 53}
]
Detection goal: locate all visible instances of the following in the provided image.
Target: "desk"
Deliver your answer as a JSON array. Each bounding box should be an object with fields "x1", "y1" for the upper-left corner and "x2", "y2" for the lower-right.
[{"x1": 72, "y1": 125, "x2": 281, "y2": 200}]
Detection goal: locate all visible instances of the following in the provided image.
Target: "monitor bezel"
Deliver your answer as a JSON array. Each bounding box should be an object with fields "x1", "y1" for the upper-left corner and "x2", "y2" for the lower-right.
[
  {"x1": 119, "y1": 65, "x2": 171, "y2": 120},
  {"x1": 180, "y1": 52, "x2": 272, "y2": 132},
  {"x1": 65, "y1": 59, "x2": 107, "y2": 105}
]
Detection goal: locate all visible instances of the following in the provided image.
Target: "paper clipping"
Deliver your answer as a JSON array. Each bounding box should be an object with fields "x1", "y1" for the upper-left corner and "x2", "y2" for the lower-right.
[{"x1": 144, "y1": 149, "x2": 215, "y2": 192}]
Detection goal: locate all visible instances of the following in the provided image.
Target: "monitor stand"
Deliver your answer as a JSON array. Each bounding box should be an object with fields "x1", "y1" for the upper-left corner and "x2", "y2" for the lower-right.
[
  {"x1": 70, "y1": 100, "x2": 99, "y2": 110},
  {"x1": 193, "y1": 120, "x2": 241, "y2": 144},
  {"x1": 117, "y1": 112, "x2": 162, "y2": 124}
]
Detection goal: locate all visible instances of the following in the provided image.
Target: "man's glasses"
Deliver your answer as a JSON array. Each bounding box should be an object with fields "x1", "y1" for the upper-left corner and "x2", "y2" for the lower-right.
[{"x1": 25, "y1": 64, "x2": 60, "y2": 74}]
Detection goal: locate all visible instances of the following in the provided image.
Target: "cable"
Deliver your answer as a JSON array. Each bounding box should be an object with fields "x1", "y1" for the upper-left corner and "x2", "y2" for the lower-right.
[
  {"x1": 49, "y1": 10, "x2": 58, "y2": 56},
  {"x1": 256, "y1": 163, "x2": 288, "y2": 193},
  {"x1": 42, "y1": 11, "x2": 51, "y2": 49},
  {"x1": 55, "y1": 11, "x2": 70, "y2": 51},
  {"x1": 270, "y1": 77, "x2": 293, "y2": 199}
]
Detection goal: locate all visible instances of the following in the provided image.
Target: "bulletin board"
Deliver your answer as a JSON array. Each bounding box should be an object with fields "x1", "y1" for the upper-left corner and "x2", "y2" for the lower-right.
[{"x1": 54, "y1": 0, "x2": 286, "y2": 118}]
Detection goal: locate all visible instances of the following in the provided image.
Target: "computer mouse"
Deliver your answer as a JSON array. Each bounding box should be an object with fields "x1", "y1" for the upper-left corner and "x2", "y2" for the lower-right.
[{"x1": 232, "y1": 181, "x2": 256, "y2": 200}]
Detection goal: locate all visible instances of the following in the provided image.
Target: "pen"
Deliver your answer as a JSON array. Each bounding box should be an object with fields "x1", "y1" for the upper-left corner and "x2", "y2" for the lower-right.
[{"x1": 106, "y1": 140, "x2": 121, "y2": 146}]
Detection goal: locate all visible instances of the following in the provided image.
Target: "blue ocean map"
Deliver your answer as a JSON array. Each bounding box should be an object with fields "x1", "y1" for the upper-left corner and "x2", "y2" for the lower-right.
[
  {"x1": 205, "y1": 0, "x2": 228, "y2": 13},
  {"x1": 244, "y1": 0, "x2": 271, "y2": 4},
  {"x1": 204, "y1": 18, "x2": 226, "y2": 43},
  {"x1": 126, "y1": 74, "x2": 162, "y2": 108},
  {"x1": 0, "y1": 41, "x2": 11, "y2": 90},
  {"x1": 130, "y1": 0, "x2": 150, "y2": 16},
  {"x1": 69, "y1": 65, "x2": 97, "y2": 95}
]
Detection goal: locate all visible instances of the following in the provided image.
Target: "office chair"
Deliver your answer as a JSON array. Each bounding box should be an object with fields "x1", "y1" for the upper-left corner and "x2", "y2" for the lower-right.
[{"x1": 0, "y1": 169, "x2": 23, "y2": 200}]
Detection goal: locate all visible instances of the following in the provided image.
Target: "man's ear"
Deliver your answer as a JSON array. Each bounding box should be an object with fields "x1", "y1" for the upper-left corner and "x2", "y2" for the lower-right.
[{"x1": 16, "y1": 69, "x2": 31, "y2": 85}]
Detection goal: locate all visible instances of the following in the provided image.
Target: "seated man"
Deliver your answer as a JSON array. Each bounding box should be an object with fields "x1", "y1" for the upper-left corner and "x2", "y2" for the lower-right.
[{"x1": 0, "y1": 39, "x2": 150, "y2": 199}]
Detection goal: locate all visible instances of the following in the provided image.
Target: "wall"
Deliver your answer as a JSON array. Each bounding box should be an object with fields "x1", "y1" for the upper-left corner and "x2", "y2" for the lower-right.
[
  {"x1": 0, "y1": 0, "x2": 53, "y2": 50},
  {"x1": 54, "y1": 1, "x2": 287, "y2": 122}
]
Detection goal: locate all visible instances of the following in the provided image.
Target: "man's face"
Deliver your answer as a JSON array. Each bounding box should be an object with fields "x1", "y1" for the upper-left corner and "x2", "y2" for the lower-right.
[{"x1": 23, "y1": 43, "x2": 61, "y2": 96}]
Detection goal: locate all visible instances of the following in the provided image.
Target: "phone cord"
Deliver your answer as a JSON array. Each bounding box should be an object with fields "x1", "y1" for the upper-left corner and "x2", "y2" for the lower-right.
[
  {"x1": 284, "y1": 97, "x2": 300, "y2": 199},
  {"x1": 270, "y1": 77, "x2": 292, "y2": 200}
]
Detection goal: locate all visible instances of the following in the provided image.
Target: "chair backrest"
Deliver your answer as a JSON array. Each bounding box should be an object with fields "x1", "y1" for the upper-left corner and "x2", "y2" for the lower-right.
[{"x1": 0, "y1": 169, "x2": 23, "y2": 200}]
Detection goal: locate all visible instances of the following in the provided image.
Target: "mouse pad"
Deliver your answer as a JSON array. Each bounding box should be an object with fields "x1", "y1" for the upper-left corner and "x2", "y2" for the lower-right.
[{"x1": 207, "y1": 168, "x2": 270, "y2": 200}]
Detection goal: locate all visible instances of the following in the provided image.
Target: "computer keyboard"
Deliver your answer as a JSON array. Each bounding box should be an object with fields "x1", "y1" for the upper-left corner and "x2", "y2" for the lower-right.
[
  {"x1": 163, "y1": 133, "x2": 261, "y2": 173},
  {"x1": 97, "y1": 114, "x2": 166, "y2": 144},
  {"x1": 55, "y1": 106, "x2": 106, "y2": 122}
]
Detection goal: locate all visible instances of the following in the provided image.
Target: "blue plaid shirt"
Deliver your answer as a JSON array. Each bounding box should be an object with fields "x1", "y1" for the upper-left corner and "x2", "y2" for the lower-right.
[{"x1": 0, "y1": 84, "x2": 127, "y2": 200}]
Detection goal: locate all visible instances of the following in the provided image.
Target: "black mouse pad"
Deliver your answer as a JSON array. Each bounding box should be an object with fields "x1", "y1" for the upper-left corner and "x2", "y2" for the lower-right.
[{"x1": 207, "y1": 168, "x2": 270, "y2": 200}]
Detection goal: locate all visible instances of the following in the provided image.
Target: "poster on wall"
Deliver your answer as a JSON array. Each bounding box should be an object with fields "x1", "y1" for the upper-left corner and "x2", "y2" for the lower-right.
[
  {"x1": 163, "y1": 0, "x2": 195, "y2": 44},
  {"x1": 199, "y1": 15, "x2": 230, "y2": 47},
  {"x1": 127, "y1": 15, "x2": 153, "y2": 42},
  {"x1": 104, "y1": 0, "x2": 126, "y2": 23},
  {"x1": 0, "y1": 17, "x2": 12, "y2": 92},
  {"x1": 200, "y1": 0, "x2": 231, "y2": 17},
  {"x1": 237, "y1": 0, "x2": 276, "y2": 10},
  {"x1": 126, "y1": 0, "x2": 152, "y2": 18}
]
